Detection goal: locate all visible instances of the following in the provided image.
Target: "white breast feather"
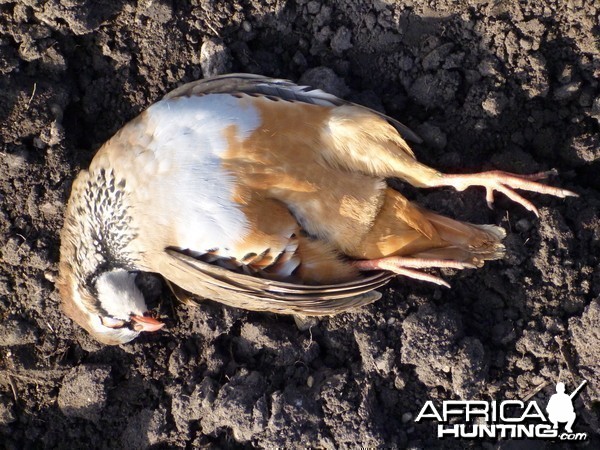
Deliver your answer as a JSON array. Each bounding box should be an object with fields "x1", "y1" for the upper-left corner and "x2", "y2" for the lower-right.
[{"x1": 138, "y1": 95, "x2": 260, "y2": 252}]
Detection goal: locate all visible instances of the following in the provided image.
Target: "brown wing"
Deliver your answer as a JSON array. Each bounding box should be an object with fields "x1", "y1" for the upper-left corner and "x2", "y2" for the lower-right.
[
  {"x1": 164, "y1": 73, "x2": 422, "y2": 144},
  {"x1": 156, "y1": 248, "x2": 394, "y2": 316}
]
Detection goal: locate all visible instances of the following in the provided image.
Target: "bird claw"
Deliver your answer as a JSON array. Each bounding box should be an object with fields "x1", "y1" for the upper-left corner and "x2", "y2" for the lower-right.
[
  {"x1": 352, "y1": 256, "x2": 477, "y2": 288},
  {"x1": 486, "y1": 188, "x2": 495, "y2": 210},
  {"x1": 444, "y1": 170, "x2": 577, "y2": 217}
]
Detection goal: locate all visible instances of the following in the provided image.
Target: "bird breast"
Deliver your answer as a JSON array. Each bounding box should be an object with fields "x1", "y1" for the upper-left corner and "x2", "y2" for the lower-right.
[{"x1": 88, "y1": 93, "x2": 385, "y2": 264}]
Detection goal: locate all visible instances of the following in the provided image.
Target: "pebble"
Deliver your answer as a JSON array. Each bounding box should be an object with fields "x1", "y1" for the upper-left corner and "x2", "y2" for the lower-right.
[
  {"x1": 200, "y1": 38, "x2": 232, "y2": 77},
  {"x1": 481, "y1": 92, "x2": 507, "y2": 116},
  {"x1": 515, "y1": 218, "x2": 532, "y2": 232},
  {"x1": 394, "y1": 375, "x2": 406, "y2": 390},
  {"x1": 307, "y1": 375, "x2": 314, "y2": 388}
]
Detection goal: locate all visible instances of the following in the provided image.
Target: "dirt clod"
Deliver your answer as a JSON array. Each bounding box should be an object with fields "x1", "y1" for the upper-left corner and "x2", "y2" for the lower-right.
[
  {"x1": 569, "y1": 299, "x2": 600, "y2": 401},
  {"x1": 57, "y1": 365, "x2": 111, "y2": 422},
  {"x1": 0, "y1": 318, "x2": 37, "y2": 346}
]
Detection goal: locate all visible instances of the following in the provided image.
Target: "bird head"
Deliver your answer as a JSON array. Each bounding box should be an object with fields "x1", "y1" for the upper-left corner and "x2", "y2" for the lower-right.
[{"x1": 58, "y1": 265, "x2": 164, "y2": 345}]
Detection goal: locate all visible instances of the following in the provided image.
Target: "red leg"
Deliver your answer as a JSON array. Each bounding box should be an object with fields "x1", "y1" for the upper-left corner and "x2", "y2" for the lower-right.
[
  {"x1": 352, "y1": 257, "x2": 476, "y2": 288},
  {"x1": 435, "y1": 169, "x2": 577, "y2": 217}
]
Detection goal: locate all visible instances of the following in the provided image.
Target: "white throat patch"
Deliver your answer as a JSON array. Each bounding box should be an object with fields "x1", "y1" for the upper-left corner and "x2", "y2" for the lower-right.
[{"x1": 95, "y1": 270, "x2": 147, "y2": 320}]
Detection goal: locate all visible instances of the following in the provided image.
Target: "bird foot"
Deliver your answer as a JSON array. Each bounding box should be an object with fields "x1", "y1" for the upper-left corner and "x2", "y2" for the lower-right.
[
  {"x1": 441, "y1": 169, "x2": 578, "y2": 217},
  {"x1": 352, "y1": 257, "x2": 476, "y2": 288}
]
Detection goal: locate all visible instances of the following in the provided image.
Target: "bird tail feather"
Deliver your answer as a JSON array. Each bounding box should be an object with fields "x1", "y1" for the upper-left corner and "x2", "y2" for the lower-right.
[{"x1": 411, "y1": 208, "x2": 506, "y2": 266}]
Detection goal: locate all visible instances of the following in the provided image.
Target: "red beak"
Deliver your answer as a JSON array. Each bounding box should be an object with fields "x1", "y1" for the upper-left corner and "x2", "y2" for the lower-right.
[{"x1": 131, "y1": 315, "x2": 165, "y2": 332}]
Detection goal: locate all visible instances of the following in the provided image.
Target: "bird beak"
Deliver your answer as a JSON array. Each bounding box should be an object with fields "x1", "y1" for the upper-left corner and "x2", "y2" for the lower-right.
[{"x1": 130, "y1": 315, "x2": 165, "y2": 332}]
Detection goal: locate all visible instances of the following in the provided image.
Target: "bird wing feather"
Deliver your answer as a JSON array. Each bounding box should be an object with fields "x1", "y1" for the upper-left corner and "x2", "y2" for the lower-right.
[
  {"x1": 155, "y1": 248, "x2": 394, "y2": 315},
  {"x1": 164, "y1": 73, "x2": 422, "y2": 144}
]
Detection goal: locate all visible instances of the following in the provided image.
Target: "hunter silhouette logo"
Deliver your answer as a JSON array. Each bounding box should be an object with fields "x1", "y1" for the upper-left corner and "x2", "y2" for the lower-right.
[
  {"x1": 415, "y1": 380, "x2": 589, "y2": 441},
  {"x1": 546, "y1": 381, "x2": 587, "y2": 433}
]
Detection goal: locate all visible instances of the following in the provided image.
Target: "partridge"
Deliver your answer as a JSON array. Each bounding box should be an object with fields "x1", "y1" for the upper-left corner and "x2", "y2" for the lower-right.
[{"x1": 57, "y1": 74, "x2": 576, "y2": 344}]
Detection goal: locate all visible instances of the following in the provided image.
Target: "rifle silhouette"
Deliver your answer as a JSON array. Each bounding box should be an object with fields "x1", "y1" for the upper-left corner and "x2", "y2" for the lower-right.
[{"x1": 569, "y1": 380, "x2": 587, "y2": 400}]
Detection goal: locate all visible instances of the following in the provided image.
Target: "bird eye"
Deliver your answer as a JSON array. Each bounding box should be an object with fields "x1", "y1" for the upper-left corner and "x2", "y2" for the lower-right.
[{"x1": 99, "y1": 316, "x2": 127, "y2": 329}]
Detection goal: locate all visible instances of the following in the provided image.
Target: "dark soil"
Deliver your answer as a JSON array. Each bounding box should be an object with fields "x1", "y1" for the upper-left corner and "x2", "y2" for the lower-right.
[{"x1": 1, "y1": 0, "x2": 599, "y2": 448}]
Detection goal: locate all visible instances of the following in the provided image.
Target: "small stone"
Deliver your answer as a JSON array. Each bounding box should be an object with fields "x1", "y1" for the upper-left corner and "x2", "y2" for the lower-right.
[
  {"x1": 306, "y1": 375, "x2": 314, "y2": 388},
  {"x1": 292, "y1": 51, "x2": 307, "y2": 69},
  {"x1": 482, "y1": 91, "x2": 507, "y2": 116},
  {"x1": 394, "y1": 375, "x2": 406, "y2": 390},
  {"x1": 293, "y1": 315, "x2": 319, "y2": 331},
  {"x1": 40, "y1": 121, "x2": 64, "y2": 147},
  {"x1": 401, "y1": 412, "x2": 413, "y2": 423},
  {"x1": 200, "y1": 38, "x2": 232, "y2": 77},
  {"x1": 33, "y1": 137, "x2": 45, "y2": 149},
  {"x1": 515, "y1": 218, "x2": 532, "y2": 232},
  {"x1": 44, "y1": 271, "x2": 56, "y2": 282},
  {"x1": 519, "y1": 38, "x2": 532, "y2": 51}
]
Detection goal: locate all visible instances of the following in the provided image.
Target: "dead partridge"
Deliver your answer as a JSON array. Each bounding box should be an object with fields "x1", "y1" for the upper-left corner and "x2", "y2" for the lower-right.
[{"x1": 57, "y1": 74, "x2": 576, "y2": 344}]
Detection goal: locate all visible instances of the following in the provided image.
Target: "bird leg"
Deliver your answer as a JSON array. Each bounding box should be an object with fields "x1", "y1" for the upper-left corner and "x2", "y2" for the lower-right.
[
  {"x1": 433, "y1": 169, "x2": 578, "y2": 217},
  {"x1": 352, "y1": 257, "x2": 476, "y2": 288}
]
